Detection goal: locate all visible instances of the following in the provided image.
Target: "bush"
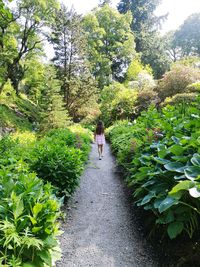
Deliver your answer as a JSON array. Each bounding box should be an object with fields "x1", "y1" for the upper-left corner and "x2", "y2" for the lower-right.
[
  {"x1": 0, "y1": 126, "x2": 92, "y2": 265},
  {"x1": 156, "y1": 65, "x2": 200, "y2": 102},
  {"x1": 28, "y1": 127, "x2": 91, "y2": 198},
  {"x1": 108, "y1": 100, "x2": 200, "y2": 240},
  {"x1": 100, "y1": 82, "x2": 138, "y2": 126},
  {"x1": 0, "y1": 166, "x2": 61, "y2": 266},
  {"x1": 164, "y1": 93, "x2": 198, "y2": 106},
  {"x1": 186, "y1": 82, "x2": 200, "y2": 93},
  {"x1": 30, "y1": 138, "x2": 84, "y2": 198},
  {"x1": 135, "y1": 90, "x2": 158, "y2": 113}
]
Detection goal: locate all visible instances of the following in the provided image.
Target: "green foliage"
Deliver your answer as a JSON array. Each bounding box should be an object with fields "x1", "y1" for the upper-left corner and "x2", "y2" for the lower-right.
[
  {"x1": 163, "y1": 30, "x2": 183, "y2": 62},
  {"x1": 135, "y1": 89, "x2": 158, "y2": 114},
  {"x1": 29, "y1": 128, "x2": 91, "y2": 198},
  {"x1": 172, "y1": 56, "x2": 200, "y2": 68},
  {"x1": 174, "y1": 13, "x2": 200, "y2": 56},
  {"x1": 82, "y1": 4, "x2": 135, "y2": 88},
  {"x1": 118, "y1": 0, "x2": 169, "y2": 79},
  {"x1": 0, "y1": 125, "x2": 92, "y2": 265},
  {"x1": 126, "y1": 58, "x2": 144, "y2": 81},
  {"x1": 0, "y1": 83, "x2": 40, "y2": 132},
  {"x1": 0, "y1": 166, "x2": 61, "y2": 266},
  {"x1": 39, "y1": 65, "x2": 70, "y2": 131},
  {"x1": 23, "y1": 57, "x2": 46, "y2": 103},
  {"x1": 1, "y1": 0, "x2": 60, "y2": 94},
  {"x1": 50, "y1": 6, "x2": 97, "y2": 122},
  {"x1": 100, "y1": 82, "x2": 138, "y2": 126},
  {"x1": 107, "y1": 98, "x2": 200, "y2": 240},
  {"x1": 186, "y1": 82, "x2": 200, "y2": 93},
  {"x1": 30, "y1": 139, "x2": 83, "y2": 198},
  {"x1": 164, "y1": 93, "x2": 198, "y2": 106},
  {"x1": 126, "y1": 57, "x2": 153, "y2": 82},
  {"x1": 156, "y1": 65, "x2": 200, "y2": 102}
]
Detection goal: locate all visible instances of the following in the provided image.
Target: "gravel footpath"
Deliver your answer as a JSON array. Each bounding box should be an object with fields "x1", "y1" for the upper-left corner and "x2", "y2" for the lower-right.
[{"x1": 57, "y1": 143, "x2": 159, "y2": 267}]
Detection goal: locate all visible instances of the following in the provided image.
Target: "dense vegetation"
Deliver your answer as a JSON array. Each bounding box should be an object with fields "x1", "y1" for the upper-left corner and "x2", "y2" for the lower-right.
[
  {"x1": 107, "y1": 98, "x2": 200, "y2": 237},
  {"x1": 0, "y1": 127, "x2": 92, "y2": 266},
  {"x1": 1, "y1": 0, "x2": 200, "y2": 265}
]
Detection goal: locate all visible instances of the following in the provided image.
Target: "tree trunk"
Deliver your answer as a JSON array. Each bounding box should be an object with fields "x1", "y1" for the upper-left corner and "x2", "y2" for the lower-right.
[{"x1": 7, "y1": 61, "x2": 24, "y2": 95}]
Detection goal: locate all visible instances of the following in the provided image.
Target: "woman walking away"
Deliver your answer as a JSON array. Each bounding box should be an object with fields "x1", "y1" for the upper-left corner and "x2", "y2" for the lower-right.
[{"x1": 94, "y1": 120, "x2": 105, "y2": 160}]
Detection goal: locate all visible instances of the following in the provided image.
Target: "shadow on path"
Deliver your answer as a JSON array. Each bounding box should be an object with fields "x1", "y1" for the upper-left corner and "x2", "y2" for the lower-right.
[{"x1": 57, "y1": 143, "x2": 159, "y2": 267}]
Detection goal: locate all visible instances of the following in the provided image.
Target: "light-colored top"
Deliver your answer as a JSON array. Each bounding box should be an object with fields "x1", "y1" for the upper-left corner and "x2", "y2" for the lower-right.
[{"x1": 95, "y1": 134, "x2": 105, "y2": 145}]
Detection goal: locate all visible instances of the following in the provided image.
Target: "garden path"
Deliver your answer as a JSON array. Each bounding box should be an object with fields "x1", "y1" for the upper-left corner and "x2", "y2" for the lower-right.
[{"x1": 57, "y1": 143, "x2": 158, "y2": 267}]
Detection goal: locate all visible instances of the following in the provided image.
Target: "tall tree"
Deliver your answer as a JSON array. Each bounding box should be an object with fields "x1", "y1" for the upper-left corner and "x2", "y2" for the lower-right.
[
  {"x1": 82, "y1": 4, "x2": 135, "y2": 88},
  {"x1": 39, "y1": 65, "x2": 70, "y2": 130},
  {"x1": 118, "y1": 0, "x2": 165, "y2": 51},
  {"x1": 140, "y1": 32, "x2": 170, "y2": 78},
  {"x1": 50, "y1": 5, "x2": 97, "y2": 121},
  {"x1": 174, "y1": 13, "x2": 200, "y2": 57},
  {"x1": 0, "y1": 2, "x2": 15, "y2": 92},
  {"x1": 118, "y1": 0, "x2": 168, "y2": 78},
  {"x1": 163, "y1": 31, "x2": 183, "y2": 62},
  {"x1": 1, "y1": 0, "x2": 59, "y2": 94}
]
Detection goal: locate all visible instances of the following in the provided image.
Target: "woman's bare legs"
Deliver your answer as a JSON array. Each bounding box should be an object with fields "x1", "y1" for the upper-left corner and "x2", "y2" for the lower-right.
[
  {"x1": 100, "y1": 144, "x2": 103, "y2": 157},
  {"x1": 98, "y1": 144, "x2": 103, "y2": 159},
  {"x1": 98, "y1": 145, "x2": 101, "y2": 159}
]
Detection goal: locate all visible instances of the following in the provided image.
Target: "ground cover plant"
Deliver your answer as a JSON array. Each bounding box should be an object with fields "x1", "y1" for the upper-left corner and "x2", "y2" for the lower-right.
[
  {"x1": 0, "y1": 126, "x2": 92, "y2": 266},
  {"x1": 107, "y1": 97, "x2": 200, "y2": 241},
  {"x1": 0, "y1": 164, "x2": 62, "y2": 267},
  {"x1": 30, "y1": 127, "x2": 92, "y2": 197}
]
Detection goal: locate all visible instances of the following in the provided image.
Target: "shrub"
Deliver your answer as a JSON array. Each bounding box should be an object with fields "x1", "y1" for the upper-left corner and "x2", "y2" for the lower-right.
[
  {"x1": 108, "y1": 100, "x2": 200, "y2": 240},
  {"x1": 156, "y1": 65, "x2": 200, "y2": 102},
  {"x1": 0, "y1": 166, "x2": 61, "y2": 266},
  {"x1": 135, "y1": 90, "x2": 158, "y2": 113},
  {"x1": 29, "y1": 128, "x2": 92, "y2": 198},
  {"x1": 30, "y1": 138, "x2": 84, "y2": 198},
  {"x1": 100, "y1": 82, "x2": 138, "y2": 126},
  {"x1": 186, "y1": 82, "x2": 200, "y2": 93},
  {"x1": 0, "y1": 126, "x2": 92, "y2": 265},
  {"x1": 126, "y1": 58, "x2": 152, "y2": 82},
  {"x1": 164, "y1": 93, "x2": 198, "y2": 106}
]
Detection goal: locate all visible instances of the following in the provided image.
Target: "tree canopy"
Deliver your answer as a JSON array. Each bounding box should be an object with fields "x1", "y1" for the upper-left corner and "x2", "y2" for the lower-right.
[
  {"x1": 82, "y1": 4, "x2": 136, "y2": 88},
  {"x1": 174, "y1": 13, "x2": 200, "y2": 57}
]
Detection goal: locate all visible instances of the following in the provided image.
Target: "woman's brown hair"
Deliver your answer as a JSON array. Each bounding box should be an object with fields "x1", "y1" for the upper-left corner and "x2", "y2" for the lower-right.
[{"x1": 95, "y1": 121, "x2": 104, "y2": 135}]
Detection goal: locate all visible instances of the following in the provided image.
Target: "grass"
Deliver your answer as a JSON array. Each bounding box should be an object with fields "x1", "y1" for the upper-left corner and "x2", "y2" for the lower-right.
[{"x1": 0, "y1": 82, "x2": 40, "y2": 132}]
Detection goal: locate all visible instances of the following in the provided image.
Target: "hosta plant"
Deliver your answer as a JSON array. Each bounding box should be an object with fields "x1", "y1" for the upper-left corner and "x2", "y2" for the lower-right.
[{"x1": 108, "y1": 99, "x2": 200, "y2": 239}]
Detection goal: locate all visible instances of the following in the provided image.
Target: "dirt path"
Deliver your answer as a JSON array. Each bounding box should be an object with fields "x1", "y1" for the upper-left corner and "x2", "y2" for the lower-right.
[{"x1": 57, "y1": 143, "x2": 158, "y2": 267}]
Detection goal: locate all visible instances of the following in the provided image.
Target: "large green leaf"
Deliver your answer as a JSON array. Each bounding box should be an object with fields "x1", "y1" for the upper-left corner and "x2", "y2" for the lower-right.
[
  {"x1": 191, "y1": 154, "x2": 200, "y2": 166},
  {"x1": 174, "y1": 174, "x2": 186, "y2": 180},
  {"x1": 171, "y1": 136, "x2": 180, "y2": 144},
  {"x1": 169, "y1": 144, "x2": 184, "y2": 156},
  {"x1": 38, "y1": 250, "x2": 52, "y2": 267},
  {"x1": 156, "y1": 210, "x2": 174, "y2": 224},
  {"x1": 43, "y1": 236, "x2": 58, "y2": 249},
  {"x1": 184, "y1": 166, "x2": 200, "y2": 180},
  {"x1": 169, "y1": 180, "x2": 195, "y2": 195},
  {"x1": 154, "y1": 198, "x2": 164, "y2": 209},
  {"x1": 171, "y1": 156, "x2": 189, "y2": 163},
  {"x1": 33, "y1": 203, "x2": 43, "y2": 217},
  {"x1": 164, "y1": 162, "x2": 185, "y2": 173},
  {"x1": 158, "y1": 196, "x2": 179, "y2": 213},
  {"x1": 137, "y1": 192, "x2": 155, "y2": 206},
  {"x1": 167, "y1": 221, "x2": 184, "y2": 239},
  {"x1": 153, "y1": 157, "x2": 170, "y2": 165}
]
